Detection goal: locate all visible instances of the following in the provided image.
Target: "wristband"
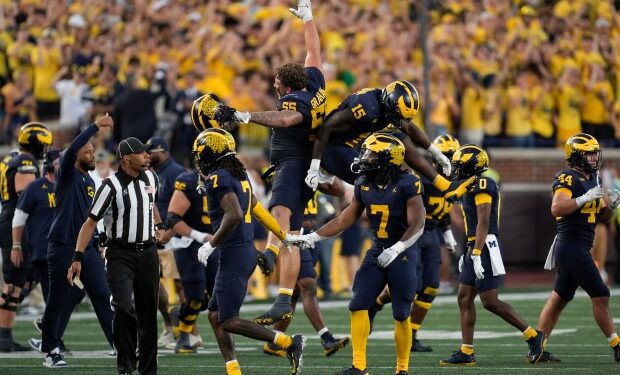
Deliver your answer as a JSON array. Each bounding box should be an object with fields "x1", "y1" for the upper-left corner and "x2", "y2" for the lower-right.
[
  {"x1": 12, "y1": 243, "x2": 21, "y2": 251},
  {"x1": 472, "y1": 248, "x2": 482, "y2": 256},
  {"x1": 72, "y1": 251, "x2": 84, "y2": 263},
  {"x1": 189, "y1": 229, "x2": 207, "y2": 243},
  {"x1": 155, "y1": 223, "x2": 166, "y2": 231}
]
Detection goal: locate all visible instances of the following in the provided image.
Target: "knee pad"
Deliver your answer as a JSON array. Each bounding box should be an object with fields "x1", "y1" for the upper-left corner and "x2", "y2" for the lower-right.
[
  {"x1": 392, "y1": 307, "x2": 411, "y2": 322},
  {"x1": 414, "y1": 286, "x2": 437, "y2": 310},
  {"x1": 179, "y1": 299, "x2": 203, "y2": 332}
]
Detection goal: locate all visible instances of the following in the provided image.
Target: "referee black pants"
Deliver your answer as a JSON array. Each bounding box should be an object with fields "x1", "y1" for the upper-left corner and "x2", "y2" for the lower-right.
[{"x1": 106, "y1": 244, "x2": 159, "y2": 375}]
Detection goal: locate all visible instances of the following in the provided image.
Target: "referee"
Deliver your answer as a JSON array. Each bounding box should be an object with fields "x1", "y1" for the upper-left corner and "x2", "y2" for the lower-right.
[{"x1": 68, "y1": 137, "x2": 164, "y2": 375}]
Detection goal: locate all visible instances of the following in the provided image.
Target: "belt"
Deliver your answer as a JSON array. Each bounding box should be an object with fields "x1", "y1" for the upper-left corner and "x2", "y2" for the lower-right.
[{"x1": 107, "y1": 239, "x2": 154, "y2": 251}]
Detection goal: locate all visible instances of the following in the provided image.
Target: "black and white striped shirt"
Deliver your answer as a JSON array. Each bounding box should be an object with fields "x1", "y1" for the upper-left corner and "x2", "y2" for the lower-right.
[{"x1": 89, "y1": 168, "x2": 159, "y2": 244}]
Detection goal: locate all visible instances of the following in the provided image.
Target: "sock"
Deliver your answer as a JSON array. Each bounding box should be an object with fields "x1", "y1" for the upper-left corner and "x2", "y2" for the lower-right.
[
  {"x1": 0, "y1": 328, "x2": 11, "y2": 340},
  {"x1": 461, "y1": 344, "x2": 474, "y2": 355},
  {"x1": 276, "y1": 289, "x2": 293, "y2": 304},
  {"x1": 351, "y1": 310, "x2": 370, "y2": 370},
  {"x1": 608, "y1": 333, "x2": 619, "y2": 347},
  {"x1": 394, "y1": 320, "x2": 412, "y2": 372},
  {"x1": 273, "y1": 332, "x2": 292, "y2": 349},
  {"x1": 51, "y1": 347, "x2": 60, "y2": 355},
  {"x1": 266, "y1": 244, "x2": 280, "y2": 257},
  {"x1": 226, "y1": 359, "x2": 242, "y2": 375},
  {"x1": 318, "y1": 327, "x2": 333, "y2": 342},
  {"x1": 410, "y1": 322, "x2": 421, "y2": 333},
  {"x1": 522, "y1": 326, "x2": 538, "y2": 340}
]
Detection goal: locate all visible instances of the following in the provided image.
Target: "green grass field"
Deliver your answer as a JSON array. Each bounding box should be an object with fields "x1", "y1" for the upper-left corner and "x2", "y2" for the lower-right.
[{"x1": 3, "y1": 288, "x2": 619, "y2": 374}]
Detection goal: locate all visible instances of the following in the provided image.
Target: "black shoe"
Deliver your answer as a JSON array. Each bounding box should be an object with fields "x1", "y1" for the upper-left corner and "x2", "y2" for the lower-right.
[
  {"x1": 0, "y1": 339, "x2": 32, "y2": 352},
  {"x1": 538, "y1": 350, "x2": 561, "y2": 363},
  {"x1": 412, "y1": 338, "x2": 432, "y2": 352},
  {"x1": 253, "y1": 302, "x2": 294, "y2": 326},
  {"x1": 257, "y1": 249, "x2": 277, "y2": 276},
  {"x1": 322, "y1": 336, "x2": 349, "y2": 357},
  {"x1": 174, "y1": 332, "x2": 196, "y2": 354},
  {"x1": 613, "y1": 343, "x2": 620, "y2": 363},
  {"x1": 286, "y1": 335, "x2": 306, "y2": 375},
  {"x1": 368, "y1": 303, "x2": 384, "y2": 334},
  {"x1": 43, "y1": 352, "x2": 68, "y2": 368},
  {"x1": 10, "y1": 340, "x2": 32, "y2": 352},
  {"x1": 526, "y1": 330, "x2": 546, "y2": 364},
  {"x1": 439, "y1": 350, "x2": 476, "y2": 366},
  {"x1": 263, "y1": 342, "x2": 286, "y2": 357},
  {"x1": 34, "y1": 318, "x2": 43, "y2": 333},
  {"x1": 334, "y1": 366, "x2": 369, "y2": 375}
]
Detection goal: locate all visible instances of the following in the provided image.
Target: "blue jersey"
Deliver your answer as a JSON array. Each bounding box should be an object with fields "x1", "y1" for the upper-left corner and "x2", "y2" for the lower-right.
[
  {"x1": 174, "y1": 171, "x2": 212, "y2": 233},
  {"x1": 271, "y1": 67, "x2": 326, "y2": 162},
  {"x1": 0, "y1": 153, "x2": 39, "y2": 248},
  {"x1": 16, "y1": 176, "x2": 56, "y2": 261},
  {"x1": 155, "y1": 158, "x2": 186, "y2": 220},
  {"x1": 421, "y1": 175, "x2": 452, "y2": 231},
  {"x1": 205, "y1": 168, "x2": 254, "y2": 248},
  {"x1": 354, "y1": 172, "x2": 422, "y2": 248},
  {"x1": 330, "y1": 88, "x2": 391, "y2": 148},
  {"x1": 461, "y1": 176, "x2": 500, "y2": 243},
  {"x1": 49, "y1": 124, "x2": 99, "y2": 247},
  {"x1": 552, "y1": 168, "x2": 601, "y2": 248}
]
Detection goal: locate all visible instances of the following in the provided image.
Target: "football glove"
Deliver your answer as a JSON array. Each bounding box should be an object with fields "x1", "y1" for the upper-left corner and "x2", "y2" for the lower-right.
[
  {"x1": 289, "y1": 0, "x2": 313, "y2": 22},
  {"x1": 442, "y1": 229, "x2": 457, "y2": 252},
  {"x1": 607, "y1": 188, "x2": 620, "y2": 210},
  {"x1": 257, "y1": 248, "x2": 277, "y2": 276},
  {"x1": 305, "y1": 159, "x2": 321, "y2": 190},
  {"x1": 444, "y1": 176, "x2": 477, "y2": 202},
  {"x1": 428, "y1": 144, "x2": 451, "y2": 176},
  {"x1": 214, "y1": 105, "x2": 237, "y2": 125},
  {"x1": 575, "y1": 186, "x2": 605, "y2": 207},
  {"x1": 458, "y1": 255, "x2": 464, "y2": 273},
  {"x1": 197, "y1": 242, "x2": 215, "y2": 266},
  {"x1": 471, "y1": 249, "x2": 484, "y2": 279},
  {"x1": 376, "y1": 241, "x2": 405, "y2": 268},
  {"x1": 285, "y1": 232, "x2": 321, "y2": 249}
]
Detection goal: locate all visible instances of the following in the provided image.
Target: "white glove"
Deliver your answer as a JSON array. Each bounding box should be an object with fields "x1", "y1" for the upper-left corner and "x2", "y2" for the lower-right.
[
  {"x1": 197, "y1": 242, "x2": 215, "y2": 266},
  {"x1": 427, "y1": 144, "x2": 451, "y2": 176},
  {"x1": 607, "y1": 188, "x2": 620, "y2": 210},
  {"x1": 289, "y1": 0, "x2": 313, "y2": 22},
  {"x1": 285, "y1": 232, "x2": 321, "y2": 249},
  {"x1": 234, "y1": 111, "x2": 251, "y2": 124},
  {"x1": 575, "y1": 186, "x2": 605, "y2": 207},
  {"x1": 189, "y1": 230, "x2": 210, "y2": 244},
  {"x1": 376, "y1": 241, "x2": 405, "y2": 268},
  {"x1": 318, "y1": 169, "x2": 336, "y2": 184},
  {"x1": 442, "y1": 229, "x2": 457, "y2": 253},
  {"x1": 305, "y1": 159, "x2": 321, "y2": 190},
  {"x1": 458, "y1": 255, "x2": 464, "y2": 273},
  {"x1": 471, "y1": 253, "x2": 485, "y2": 279}
]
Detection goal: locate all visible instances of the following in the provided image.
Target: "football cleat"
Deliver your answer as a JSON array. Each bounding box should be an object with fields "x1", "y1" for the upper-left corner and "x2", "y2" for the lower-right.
[
  {"x1": 526, "y1": 330, "x2": 546, "y2": 364},
  {"x1": 174, "y1": 333, "x2": 196, "y2": 354},
  {"x1": 334, "y1": 366, "x2": 369, "y2": 375},
  {"x1": 322, "y1": 336, "x2": 349, "y2": 357},
  {"x1": 368, "y1": 303, "x2": 384, "y2": 334},
  {"x1": 157, "y1": 329, "x2": 176, "y2": 348},
  {"x1": 43, "y1": 352, "x2": 68, "y2": 368},
  {"x1": 28, "y1": 338, "x2": 42, "y2": 352},
  {"x1": 257, "y1": 249, "x2": 277, "y2": 276},
  {"x1": 613, "y1": 343, "x2": 620, "y2": 362},
  {"x1": 189, "y1": 333, "x2": 204, "y2": 348},
  {"x1": 253, "y1": 302, "x2": 294, "y2": 326},
  {"x1": 537, "y1": 350, "x2": 561, "y2": 363},
  {"x1": 263, "y1": 342, "x2": 286, "y2": 357},
  {"x1": 412, "y1": 338, "x2": 433, "y2": 352},
  {"x1": 286, "y1": 335, "x2": 306, "y2": 375},
  {"x1": 439, "y1": 350, "x2": 476, "y2": 366},
  {"x1": 34, "y1": 318, "x2": 43, "y2": 333}
]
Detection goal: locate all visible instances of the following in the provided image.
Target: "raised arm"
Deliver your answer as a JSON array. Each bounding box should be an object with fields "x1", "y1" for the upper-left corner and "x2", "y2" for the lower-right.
[
  {"x1": 289, "y1": 0, "x2": 321, "y2": 69},
  {"x1": 60, "y1": 115, "x2": 113, "y2": 175}
]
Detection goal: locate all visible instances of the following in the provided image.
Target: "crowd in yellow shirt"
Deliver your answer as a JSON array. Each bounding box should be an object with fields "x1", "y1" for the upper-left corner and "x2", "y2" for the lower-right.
[{"x1": 0, "y1": 0, "x2": 618, "y2": 150}]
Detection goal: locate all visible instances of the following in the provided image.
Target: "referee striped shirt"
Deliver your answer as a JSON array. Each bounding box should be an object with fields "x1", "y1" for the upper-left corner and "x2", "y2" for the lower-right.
[{"x1": 89, "y1": 168, "x2": 159, "y2": 244}]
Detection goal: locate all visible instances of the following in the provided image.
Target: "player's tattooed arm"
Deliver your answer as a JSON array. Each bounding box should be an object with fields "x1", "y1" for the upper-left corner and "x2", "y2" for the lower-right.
[
  {"x1": 249, "y1": 110, "x2": 303, "y2": 128},
  {"x1": 312, "y1": 109, "x2": 355, "y2": 160}
]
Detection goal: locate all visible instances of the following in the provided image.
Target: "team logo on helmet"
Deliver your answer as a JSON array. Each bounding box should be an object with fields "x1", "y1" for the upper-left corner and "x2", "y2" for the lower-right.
[
  {"x1": 192, "y1": 128, "x2": 236, "y2": 175},
  {"x1": 451, "y1": 144, "x2": 489, "y2": 180},
  {"x1": 351, "y1": 133, "x2": 405, "y2": 174},
  {"x1": 565, "y1": 133, "x2": 601, "y2": 173},
  {"x1": 381, "y1": 80, "x2": 420, "y2": 123}
]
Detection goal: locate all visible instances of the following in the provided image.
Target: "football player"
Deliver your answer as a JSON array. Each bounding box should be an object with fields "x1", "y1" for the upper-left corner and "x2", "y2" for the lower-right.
[
  {"x1": 0, "y1": 122, "x2": 52, "y2": 352},
  {"x1": 537, "y1": 133, "x2": 620, "y2": 362},
  {"x1": 192, "y1": 128, "x2": 305, "y2": 375},
  {"x1": 288, "y1": 134, "x2": 426, "y2": 375},
  {"x1": 367, "y1": 134, "x2": 461, "y2": 352},
  {"x1": 191, "y1": 0, "x2": 327, "y2": 326},
  {"x1": 439, "y1": 145, "x2": 545, "y2": 366},
  {"x1": 302, "y1": 81, "x2": 474, "y2": 202},
  {"x1": 164, "y1": 169, "x2": 214, "y2": 354}
]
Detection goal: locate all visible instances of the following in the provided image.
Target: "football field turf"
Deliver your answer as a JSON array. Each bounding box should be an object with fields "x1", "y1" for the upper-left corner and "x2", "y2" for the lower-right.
[{"x1": 3, "y1": 288, "x2": 619, "y2": 374}]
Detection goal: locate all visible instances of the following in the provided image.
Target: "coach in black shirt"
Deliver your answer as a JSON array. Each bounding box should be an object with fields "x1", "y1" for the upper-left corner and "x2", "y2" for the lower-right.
[{"x1": 69, "y1": 137, "x2": 164, "y2": 375}]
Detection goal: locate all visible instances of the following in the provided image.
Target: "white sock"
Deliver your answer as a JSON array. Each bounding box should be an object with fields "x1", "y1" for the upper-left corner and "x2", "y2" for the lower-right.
[
  {"x1": 317, "y1": 327, "x2": 329, "y2": 336},
  {"x1": 608, "y1": 332, "x2": 618, "y2": 343}
]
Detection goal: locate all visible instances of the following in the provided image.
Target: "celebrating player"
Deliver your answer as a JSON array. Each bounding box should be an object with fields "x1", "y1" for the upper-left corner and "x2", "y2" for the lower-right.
[
  {"x1": 288, "y1": 134, "x2": 426, "y2": 375},
  {"x1": 537, "y1": 133, "x2": 620, "y2": 362},
  {"x1": 439, "y1": 145, "x2": 545, "y2": 366}
]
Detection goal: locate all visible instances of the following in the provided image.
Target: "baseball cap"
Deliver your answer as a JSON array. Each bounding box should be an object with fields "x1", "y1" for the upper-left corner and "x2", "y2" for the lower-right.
[
  {"x1": 146, "y1": 136, "x2": 169, "y2": 153},
  {"x1": 117, "y1": 137, "x2": 146, "y2": 158}
]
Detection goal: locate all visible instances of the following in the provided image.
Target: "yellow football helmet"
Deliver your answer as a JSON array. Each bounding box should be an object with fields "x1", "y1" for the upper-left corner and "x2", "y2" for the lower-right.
[
  {"x1": 18, "y1": 122, "x2": 53, "y2": 160},
  {"x1": 451, "y1": 144, "x2": 489, "y2": 180},
  {"x1": 381, "y1": 80, "x2": 420, "y2": 122},
  {"x1": 192, "y1": 128, "x2": 236, "y2": 175},
  {"x1": 565, "y1": 133, "x2": 601, "y2": 173},
  {"x1": 433, "y1": 134, "x2": 461, "y2": 159},
  {"x1": 351, "y1": 133, "x2": 405, "y2": 174},
  {"x1": 190, "y1": 93, "x2": 225, "y2": 131}
]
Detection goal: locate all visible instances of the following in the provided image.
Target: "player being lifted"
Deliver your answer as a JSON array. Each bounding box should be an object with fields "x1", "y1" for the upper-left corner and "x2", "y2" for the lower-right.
[
  {"x1": 537, "y1": 133, "x2": 620, "y2": 362},
  {"x1": 192, "y1": 0, "x2": 326, "y2": 325},
  {"x1": 288, "y1": 134, "x2": 426, "y2": 375},
  {"x1": 439, "y1": 145, "x2": 545, "y2": 366},
  {"x1": 192, "y1": 128, "x2": 305, "y2": 375},
  {"x1": 367, "y1": 134, "x2": 461, "y2": 352}
]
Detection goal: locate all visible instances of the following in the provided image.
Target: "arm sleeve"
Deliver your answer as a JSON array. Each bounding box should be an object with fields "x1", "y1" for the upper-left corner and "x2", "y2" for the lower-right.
[
  {"x1": 401, "y1": 173, "x2": 422, "y2": 202},
  {"x1": 60, "y1": 124, "x2": 99, "y2": 178},
  {"x1": 88, "y1": 181, "x2": 114, "y2": 221},
  {"x1": 174, "y1": 173, "x2": 194, "y2": 200},
  {"x1": 16, "y1": 184, "x2": 35, "y2": 213},
  {"x1": 304, "y1": 67, "x2": 326, "y2": 93},
  {"x1": 15, "y1": 156, "x2": 38, "y2": 174},
  {"x1": 471, "y1": 177, "x2": 494, "y2": 205},
  {"x1": 551, "y1": 171, "x2": 574, "y2": 197},
  {"x1": 252, "y1": 201, "x2": 286, "y2": 241}
]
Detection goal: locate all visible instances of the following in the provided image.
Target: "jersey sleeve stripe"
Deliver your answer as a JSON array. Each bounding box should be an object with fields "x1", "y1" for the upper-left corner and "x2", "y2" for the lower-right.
[
  {"x1": 553, "y1": 187, "x2": 573, "y2": 198},
  {"x1": 474, "y1": 193, "x2": 492, "y2": 205}
]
